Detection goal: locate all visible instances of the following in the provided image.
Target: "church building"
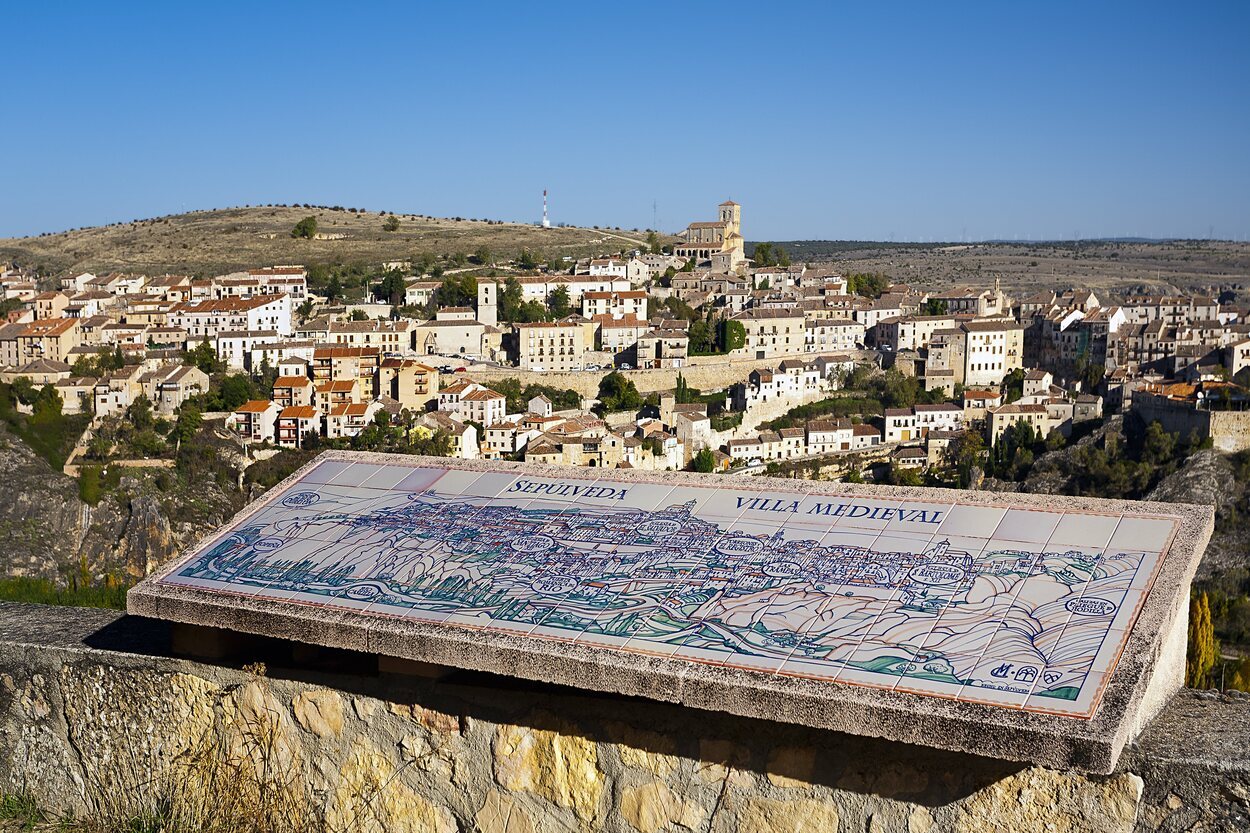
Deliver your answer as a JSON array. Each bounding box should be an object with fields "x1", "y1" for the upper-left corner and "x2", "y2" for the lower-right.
[{"x1": 674, "y1": 200, "x2": 745, "y2": 273}]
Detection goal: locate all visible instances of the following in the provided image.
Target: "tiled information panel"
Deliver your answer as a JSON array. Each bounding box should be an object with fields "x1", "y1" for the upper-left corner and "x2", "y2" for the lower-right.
[{"x1": 157, "y1": 459, "x2": 1178, "y2": 719}]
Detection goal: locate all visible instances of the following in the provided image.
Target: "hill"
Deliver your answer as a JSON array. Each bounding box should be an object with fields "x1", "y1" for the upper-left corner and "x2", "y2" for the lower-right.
[
  {"x1": 0, "y1": 205, "x2": 670, "y2": 278},
  {"x1": 751, "y1": 239, "x2": 1250, "y2": 295}
]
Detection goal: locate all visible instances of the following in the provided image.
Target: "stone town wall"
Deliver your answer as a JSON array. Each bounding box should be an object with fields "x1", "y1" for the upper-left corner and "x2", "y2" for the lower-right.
[
  {"x1": 2, "y1": 602, "x2": 1246, "y2": 833},
  {"x1": 1132, "y1": 395, "x2": 1212, "y2": 446},
  {"x1": 1132, "y1": 394, "x2": 1250, "y2": 454},
  {"x1": 1207, "y1": 409, "x2": 1250, "y2": 454},
  {"x1": 466, "y1": 351, "x2": 843, "y2": 399}
]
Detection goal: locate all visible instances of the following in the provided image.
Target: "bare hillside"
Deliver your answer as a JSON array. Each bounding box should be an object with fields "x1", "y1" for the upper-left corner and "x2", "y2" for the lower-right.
[
  {"x1": 776, "y1": 240, "x2": 1250, "y2": 296},
  {"x1": 0, "y1": 205, "x2": 670, "y2": 277}
]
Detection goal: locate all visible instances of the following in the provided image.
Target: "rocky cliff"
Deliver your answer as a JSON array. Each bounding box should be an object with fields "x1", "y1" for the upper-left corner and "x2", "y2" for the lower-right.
[
  {"x1": 0, "y1": 423, "x2": 240, "y2": 584},
  {"x1": 1147, "y1": 449, "x2": 1246, "y2": 577}
]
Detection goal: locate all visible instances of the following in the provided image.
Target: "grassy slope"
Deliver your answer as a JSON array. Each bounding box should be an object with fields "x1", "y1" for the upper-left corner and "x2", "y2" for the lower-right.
[{"x1": 0, "y1": 205, "x2": 672, "y2": 277}]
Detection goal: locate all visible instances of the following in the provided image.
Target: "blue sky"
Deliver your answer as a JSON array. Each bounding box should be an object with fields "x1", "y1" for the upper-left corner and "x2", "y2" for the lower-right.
[{"x1": 2, "y1": 1, "x2": 1247, "y2": 241}]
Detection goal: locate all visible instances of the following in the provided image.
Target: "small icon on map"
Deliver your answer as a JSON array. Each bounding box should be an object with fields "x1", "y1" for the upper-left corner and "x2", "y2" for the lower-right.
[
  {"x1": 990, "y1": 663, "x2": 1013, "y2": 678},
  {"x1": 281, "y1": 491, "x2": 320, "y2": 508},
  {"x1": 1042, "y1": 670, "x2": 1062, "y2": 686},
  {"x1": 1014, "y1": 666, "x2": 1038, "y2": 683}
]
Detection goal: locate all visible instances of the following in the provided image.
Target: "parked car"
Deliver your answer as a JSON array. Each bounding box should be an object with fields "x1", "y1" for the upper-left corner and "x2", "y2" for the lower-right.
[
  {"x1": 586, "y1": 364, "x2": 601, "y2": 371},
  {"x1": 454, "y1": 367, "x2": 468, "y2": 373},
  {"x1": 619, "y1": 363, "x2": 633, "y2": 370}
]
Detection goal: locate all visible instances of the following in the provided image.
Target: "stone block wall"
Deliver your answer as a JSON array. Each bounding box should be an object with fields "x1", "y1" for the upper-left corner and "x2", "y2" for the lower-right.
[
  {"x1": 1, "y1": 602, "x2": 1247, "y2": 832},
  {"x1": 1207, "y1": 409, "x2": 1250, "y2": 454}
]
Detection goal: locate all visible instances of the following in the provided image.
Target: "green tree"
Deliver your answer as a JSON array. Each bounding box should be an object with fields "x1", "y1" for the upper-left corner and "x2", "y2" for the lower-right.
[
  {"x1": 1187, "y1": 591, "x2": 1218, "y2": 688},
  {"x1": 721, "y1": 319, "x2": 746, "y2": 352},
  {"x1": 691, "y1": 448, "x2": 716, "y2": 473},
  {"x1": 597, "y1": 372, "x2": 642, "y2": 414},
  {"x1": 547, "y1": 285, "x2": 571, "y2": 318},
  {"x1": 170, "y1": 402, "x2": 202, "y2": 448},
  {"x1": 434, "y1": 273, "x2": 478, "y2": 308},
  {"x1": 291, "y1": 215, "x2": 318, "y2": 239},
  {"x1": 888, "y1": 462, "x2": 923, "y2": 487},
  {"x1": 674, "y1": 373, "x2": 693, "y2": 404},
  {"x1": 1003, "y1": 368, "x2": 1026, "y2": 403},
  {"x1": 78, "y1": 466, "x2": 102, "y2": 506},
  {"x1": 10, "y1": 376, "x2": 36, "y2": 406},
  {"x1": 1075, "y1": 358, "x2": 1106, "y2": 392},
  {"x1": 349, "y1": 309, "x2": 370, "y2": 321},
  {"x1": 843, "y1": 468, "x2": 865, "y2": 484},
  {"x1": 473, "y1": 245, "x2": 492, "y2": 266},
  {"x1": 126, "y1": 395, "x2": 155, "y2": 431},
  {"x1": 948, "y1": 429, "x2": 986, "y2": 487},
  {"x1": 415, "y1": 251, "x2": 438, "y2": 275},
  {"x1": 325, "y1": 275, "x2": 343, "y2": 303},
  {"x1": 186, "y1": 341, "x2": 223, "y2": 374},
  {"x1": 645, "y1": 231, "x2": 662, "y2": 254},
  {"x1": 517, "y1": 248, "x2": 541, "y2": 270},
  {"x1": 922, "y1": 298, "x2": 949, "y2": 316},
  {"x1": 382, "y1": 215, "x2": 401, "y2": 232},
  {"x1": 218, "y1": 374, "x2": 258, "y2": 411},
  {"x1": 374, "y1": 269, "x2": 407, "y2": 305},
  {"x1": 846, "y1": 272, "x2": 890, "y2": 298},
  {"x1": 1141, "y1": 421, "x2": 1178, "y2": 468},
  {"x1": 688, "y1": 319, "x2": 713, "y2": 355},
  {"x1": 751, "y1": 242, "x2": 790, "y2": 268}
]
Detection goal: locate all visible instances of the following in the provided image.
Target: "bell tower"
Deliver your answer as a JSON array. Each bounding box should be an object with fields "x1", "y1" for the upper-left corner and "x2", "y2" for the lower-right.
[{"x1": 477, "y1": 281, "x2": 497, "y2": 327}]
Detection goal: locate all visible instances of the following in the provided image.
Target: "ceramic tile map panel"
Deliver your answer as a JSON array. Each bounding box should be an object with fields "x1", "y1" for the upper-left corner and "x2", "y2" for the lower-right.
[{"x1": 157, "y1": 459, "x2": 1179, "y2": 719}]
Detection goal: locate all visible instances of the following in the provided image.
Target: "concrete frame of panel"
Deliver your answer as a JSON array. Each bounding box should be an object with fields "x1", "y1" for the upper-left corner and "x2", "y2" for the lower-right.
[{"x1": 128, "y1": 450, "x2": 1213, "y2": 773}]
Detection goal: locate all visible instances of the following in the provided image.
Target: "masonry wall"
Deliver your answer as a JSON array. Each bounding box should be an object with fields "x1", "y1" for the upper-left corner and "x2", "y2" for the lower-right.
[
  {"x1": 1132, "y1": 394, "x2": 1250, "y2": 454},
  {"x1": 2, "y1": 602, "x2": 1246, "y2": 833},
  {"x1": 1132, "y1": 395, "x2": 1211, "y2": 445},
  {"x1": 468, "y1": 352, "x2": 833, "y2": 400},
  {"x1": 1207, "y1": 409, "x2": 1250, "y2": 453}
]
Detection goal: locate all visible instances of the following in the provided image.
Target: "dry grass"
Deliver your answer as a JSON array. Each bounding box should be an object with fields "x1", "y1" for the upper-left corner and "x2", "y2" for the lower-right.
[
  {"x1": 0, "y1": 205, "x2": 671, "y2": 278},
  {"x1": 784, "y1": 239, "x2": 1250, "y2": 295}
]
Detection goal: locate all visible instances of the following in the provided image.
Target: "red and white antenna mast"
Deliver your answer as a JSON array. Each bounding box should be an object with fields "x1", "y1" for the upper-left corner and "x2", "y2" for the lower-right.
[{"x1": 541, "y1": 189, "x2": 550, "y2": 229}]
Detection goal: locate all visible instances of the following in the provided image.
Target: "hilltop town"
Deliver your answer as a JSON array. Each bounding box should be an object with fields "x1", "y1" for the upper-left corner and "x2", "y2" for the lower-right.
[{"x1": 2, "y1": 199, "x2": 1249, "y2": 500}]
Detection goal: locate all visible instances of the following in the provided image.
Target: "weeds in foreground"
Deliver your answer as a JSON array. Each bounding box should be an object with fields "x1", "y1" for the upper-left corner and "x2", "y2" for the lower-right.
[{"x1": 0, "y1": 792, "x2": 47, "y2": 830}]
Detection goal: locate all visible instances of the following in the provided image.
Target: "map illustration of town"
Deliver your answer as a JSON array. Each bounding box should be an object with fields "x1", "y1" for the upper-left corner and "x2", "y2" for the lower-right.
[{"x1": 159, "y1": 459, "x2": 1179, "y2": 718}]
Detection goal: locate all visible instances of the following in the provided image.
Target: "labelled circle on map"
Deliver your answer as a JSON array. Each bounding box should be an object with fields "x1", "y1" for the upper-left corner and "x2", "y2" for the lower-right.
[
  {"x1": 764, "y1": 560, "x2": 804, "y2": 577},
  {"x1": 637, "y1": 519, "x2": 682, "y2": 537},
  {"x1": 345, "y1": 584, "x2": 379, "y2": 600},
  {"x1": 253, "y1": 537, "x2": 284, "y2": 552},
  {"x1": 282, "y1": 491, "x2": 320, "y2": 508},
  {"x1": 907, "y1": 564, "x2": 967, "y2": 586},
  {"x1": 716, "y1": 537, "x2": 763, "y2": 556},
  {"x1": 1066, "y1": 597, "x2": 1117, "y2": 616},
  {"x1": 531, "y1": 575, "x2": 577, "y2": 595},
  {"x1": 511, "y1": 534, "x2": 556, "y2": 553}
]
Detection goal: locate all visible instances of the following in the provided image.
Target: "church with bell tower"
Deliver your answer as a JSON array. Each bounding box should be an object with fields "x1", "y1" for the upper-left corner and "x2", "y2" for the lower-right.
[{"x1": 674, "y1": 199, "x2": 746, "y2": 273}]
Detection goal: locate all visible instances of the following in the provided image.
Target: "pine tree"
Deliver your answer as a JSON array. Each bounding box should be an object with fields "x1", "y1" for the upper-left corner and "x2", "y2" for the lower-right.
[{"x1": 1186, "y1": 591, "x2": 1218, "y2": 689}]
